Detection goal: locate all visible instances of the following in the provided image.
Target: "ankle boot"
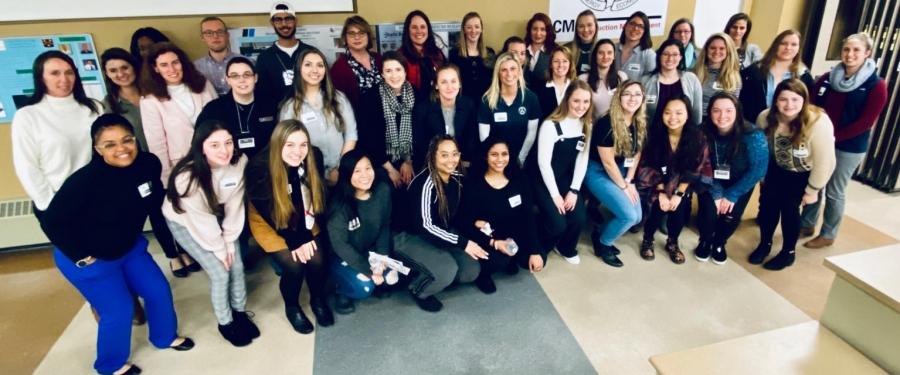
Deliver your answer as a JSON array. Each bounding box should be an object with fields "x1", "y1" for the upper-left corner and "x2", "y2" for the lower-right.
[
  {"x1": 310, "y1": 297, "x2": 335, "y2": 327},
  {"x1": 763, "y1": 249, "x2": 795, "y2": 271},
  {"x1": 285, "y1": 306, "x2": 314, "y2": 334},
  {"x1": 748, "y1": 242, "x2": 772, "y2": 265}
]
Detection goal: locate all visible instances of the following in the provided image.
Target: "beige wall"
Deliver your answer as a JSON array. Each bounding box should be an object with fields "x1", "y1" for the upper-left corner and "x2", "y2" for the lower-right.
[
  {"x1": 745, "y1": 0, "x2": 810, "y2": 51},
  {"x1": 0, "y1": 0, "x2": 753, "y2": 199}
]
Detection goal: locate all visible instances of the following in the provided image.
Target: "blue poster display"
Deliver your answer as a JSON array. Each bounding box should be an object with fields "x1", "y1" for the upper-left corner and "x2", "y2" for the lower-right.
[{"x1": 0, "y1": 34, "x2": 105, "y2": 123}]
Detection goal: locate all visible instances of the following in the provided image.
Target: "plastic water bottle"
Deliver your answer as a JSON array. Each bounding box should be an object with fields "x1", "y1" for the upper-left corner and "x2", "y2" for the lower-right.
[{"x1": 506, "y1": 238, "x2": 519, "y2": 256}]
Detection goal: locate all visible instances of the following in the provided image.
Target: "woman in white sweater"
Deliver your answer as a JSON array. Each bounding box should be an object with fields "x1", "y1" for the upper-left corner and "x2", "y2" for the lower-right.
[
  {"x1": 534, "y1": 80, "x2": 593, "y2": 264},
  {"x1": 162, "y1": 120, "x2": 258, "y2": 347},
  {"x1": 140, "y1": 42, "x2": 217, "y2": 185},
  {"x1": 12, "y1": 50, "x2": 103, "y2": 213}
]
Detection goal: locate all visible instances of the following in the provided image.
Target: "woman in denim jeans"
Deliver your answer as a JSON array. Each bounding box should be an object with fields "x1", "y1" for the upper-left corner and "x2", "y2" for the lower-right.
[{"x1": 584, "y1": 80, "x2": 648, "y2": 267}]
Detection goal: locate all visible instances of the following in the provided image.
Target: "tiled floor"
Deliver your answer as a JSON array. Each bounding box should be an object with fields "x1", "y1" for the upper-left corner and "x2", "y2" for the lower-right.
[{"x1": 3, "y1": 181, "x2": 897, "y2": 375}]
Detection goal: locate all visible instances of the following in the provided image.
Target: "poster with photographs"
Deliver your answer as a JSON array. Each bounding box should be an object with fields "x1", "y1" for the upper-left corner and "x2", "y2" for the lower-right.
[
  {"x1": 228, "y1": 25, "x2": 344, "y2": 66},
  {"x1": 0, "y1": 34, "x2": 105, "y2": 123},
  {"x1": 375, "y1": 22, "x2": 461, "y2": 56}
]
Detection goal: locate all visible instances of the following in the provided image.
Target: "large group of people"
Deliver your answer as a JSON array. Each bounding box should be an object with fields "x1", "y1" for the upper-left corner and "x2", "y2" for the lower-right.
[{"x1": 10, "y1": 3, "x2": 887, "y2": 374}]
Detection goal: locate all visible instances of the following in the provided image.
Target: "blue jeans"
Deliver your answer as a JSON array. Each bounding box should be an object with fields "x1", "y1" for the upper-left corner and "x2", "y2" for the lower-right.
[
  {"x1": 585, "y1": 161, "x2": 642, "y2": 246},
  {"x1": 801, "y1": 150, "x2": 865, "y2": 239},
  {"x1": 54, "y1": 235, "x2": 178, "y2": 374},
  {"x1": 330, "y1": 257, "x2": 376, "y2": 300}
]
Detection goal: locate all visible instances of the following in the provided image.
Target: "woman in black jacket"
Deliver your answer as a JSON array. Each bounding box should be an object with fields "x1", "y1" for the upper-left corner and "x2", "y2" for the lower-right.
[
  {"x1": 739, "y1": 29, "x2": 815, "y2": 122},
  {"x1": 412, "y1": 64, "x2": 478, "y2": 169},
  {"x1": 42, "y1": 114, "x2": 193, "y2": 375}
]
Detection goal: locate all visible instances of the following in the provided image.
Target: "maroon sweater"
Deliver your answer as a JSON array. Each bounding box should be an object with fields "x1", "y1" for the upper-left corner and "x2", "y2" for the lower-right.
[{"x1": 813, "y1": 74, "x2": 887, "y2": 152}]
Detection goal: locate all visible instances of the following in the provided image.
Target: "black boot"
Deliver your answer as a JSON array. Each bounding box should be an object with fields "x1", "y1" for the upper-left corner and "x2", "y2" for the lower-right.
[
  {"x1": 310, "y1": 297, "x2": 335, "y2": 327},
  {"x1": 413, "y1": 293, "x2": 443, "y2": 312},
  {"x1": 749, "y1": 242, "x2": 772, "y2": 265},
  {"x1": 593, "y1": 242, "x2": 623, "y2": 267},
  {"x1": 474, "y1": 273, "x2": 497, "y2": 294},
  {"x1": 333, "y1": 294, "x2": 356, "y2": 315},
  {"x1": 232, "y1": 310, "x2": 260, "y2": 339},
  {"x1": 285, "y1": 306, "x2": 314, "y2": 334},
  {"x1": 218, "y1": 321, "x2": 252, "y2": 347},
  {"x1": 763, "y1": 249, "x2": 795, "y2": 271}
]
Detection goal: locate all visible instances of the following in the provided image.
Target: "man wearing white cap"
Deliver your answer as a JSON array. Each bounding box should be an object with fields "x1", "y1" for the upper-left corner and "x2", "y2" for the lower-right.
[{"x1": 255, "y1": 2, "x2": 316, "y2": 104}]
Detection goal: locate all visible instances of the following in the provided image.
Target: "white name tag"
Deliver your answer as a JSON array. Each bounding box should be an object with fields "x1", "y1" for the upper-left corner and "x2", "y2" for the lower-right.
[
  {"x1": 628, "y1": 63, "x2": 640, "y2": 71},
  {"x1": 137, "y1": 182, "x2": 152, "y2": 198},
  {"x1": 712, "y1": 81, "x2": 722, "y2": 90},
  {"x1": 714, "y1": 169, "x2": 731, "y2": 180},
  {"x1": 287, "y1": 183, "x2": 293, "y2": 194},
  {"x1": 508, "y1": 194, "x2": 522, "y2": 207},
  {"x1": 221, "y1": 176, "x2": 239, "y2": 189},
  {"x1": 580, "y1": 64, "x2": 590, "y2": 72},
  {"x1": 348, "y1": 217, "x2": 361, "y2": 231},
  {"x1": 818, "y1": 87, "x2": 827, "y2": 96},
  {"x1": 282, "y1": 70, "x2": 294, "y2": 86},
  {"x1": 300, "y1": 111, "x2": 318, "y2": 123},
  {"x1": 494, "y1": 112, "x2": 508, "y2": 122},
  {"x1": 792, "y1": 148, "x2": 809, "y2": 158},
  {"x1": 646, "y1": 95, "x2": 657, "y2": 104},
  {"x1": 305, "y1": 214, "x2": 315, "y2": 230},
  {"x1": 623, "y1": 157, "x2": 635, "y2": 168},
  {"x1": 259, "y1": 116, "x2": 274, "y2": 122},
  {"x1": 575, "y1": 140, "x2": 585, "y2": 151},
  {"x1": 238, "y1": 137, "x2": 255, "y2": 149},
  {"x1": 661, "y1": 166, "x2": 668, "y2": 175}
]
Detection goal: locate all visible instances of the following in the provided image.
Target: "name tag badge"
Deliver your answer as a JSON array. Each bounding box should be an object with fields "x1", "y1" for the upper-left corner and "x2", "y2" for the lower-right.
[
  {"x1": 348, "y1": 217, "x2": 361, "y2": 231},
  {"x1": 628, "y1": 63, "x2": 640, "y2": 72},
  {"x1": 287, "y1": 183, "x2": 293, "y2": 194},
  {"x1": 661, "y1": 166, "x2": 667, "y2": 175},
  {"x1": 575, "y1": 140, "x2": 585, "y2": 151},
  {"x1": 623, "y1": 157, "x2": 636, "y2": 168},
  {"x1": 494, "y1": 112, "x2": 508, "y2": 122},
  {"x1": 259, "y1": 116, "x2": 274, "y2": 122},
  {"x1": 818, "y1": 86, "x2": 827, "y2": 96},
  {"x1": 238, "y1": 137, "x2": 256, "y2": 149},
  {"x1": 305, "y1": 213, "x2": 315, "y2": 230},
  {"x1": 282, "y1": 70, "x2": 294, "y2": 86},
  {"x1": 508, "y1": 194, "x2": 522, "y2": 208},
  {"x1": 646, "y1": 95, "x2": 657, "y2": 104},
  {"x1": 792, "y1": 148, "x2": 810, "y2": 158},
  {"x1": 221, "y1": 176, "x2": 239, "y2": 189},
  {"x1": 712, "y1": 81, "x2": 722, "y2": 90},
  {"x1": 137, "y1": 182, "x2": 152, "y2": 198},
  {"x1": 580, "y1": 64, "x2": 590, "y2": 72},
  {"x1": 300, "y1": 111, "x2": 318, "y2": 123},
  {"x1": 714, "y1": 169, "x2": 731, "y2": 180}
]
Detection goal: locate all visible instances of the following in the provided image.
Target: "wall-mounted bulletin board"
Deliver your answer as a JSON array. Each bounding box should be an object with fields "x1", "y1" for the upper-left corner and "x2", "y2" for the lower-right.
[{"x1": 0, "y1": 34, "x2": 105, "y2": 123}]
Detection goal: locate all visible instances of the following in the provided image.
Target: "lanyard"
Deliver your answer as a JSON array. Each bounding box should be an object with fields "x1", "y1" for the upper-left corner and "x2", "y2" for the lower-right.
[{"x1": 235, "y1": 102, "x2": 255, "y2": 134}]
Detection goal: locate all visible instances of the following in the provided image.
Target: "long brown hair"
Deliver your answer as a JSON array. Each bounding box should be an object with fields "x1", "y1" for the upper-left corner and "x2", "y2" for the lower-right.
[
  {"x1": 267, "y1": 120, "x2": 326, "y2": 229},
  {"x1": 141, "y1": 42, "x2": 208, "y2": 100},
  {"x1": 425, "y1": 135, "x2": 460, "y2": 226},
  {"x1": 547, "y1": 80, "x2": 594, "y2": 136},
  {"x1": 167, "y1": 120, "x2": 242, "y2": 216},
  {"x1": 765, "y1": 79, "x2": 821, "y2": 146},
  {"x1": 457, "y1": 12, "x2": 488, "y2": 58},
  {"x1": 290, "y1": 48, "x2": 346, "y2": 132},
  {"x1": 759, "y1": 30, "x2": 807, "y2": 80}
]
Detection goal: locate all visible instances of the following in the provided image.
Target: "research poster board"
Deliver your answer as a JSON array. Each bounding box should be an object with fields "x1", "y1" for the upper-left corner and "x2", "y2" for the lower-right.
[
  {"x1": 375, "y1": 22, "x2": 461, "y2": 56},
  {"x1": 549, "y1": 0, "x2": 669, "y2": 42},
  {"x1": 229, "y1": 25, "x2": 344, "y2": 65},
  {"x1": 0, "y1": 34, "x2": 105, "y2": 123}
]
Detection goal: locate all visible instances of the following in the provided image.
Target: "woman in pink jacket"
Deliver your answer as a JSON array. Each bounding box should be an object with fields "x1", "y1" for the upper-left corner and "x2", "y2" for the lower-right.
[{"x1": 140, "y1": 42, "x2": 218, "y2": 185}]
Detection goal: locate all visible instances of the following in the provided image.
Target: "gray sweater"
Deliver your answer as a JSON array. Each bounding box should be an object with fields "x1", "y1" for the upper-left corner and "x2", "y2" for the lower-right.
[
  {"x1": 616, "y1": 43, "x2": 656, "y2": 81},
  {"x1": 640, "y1": 71, "x2": 703, "y2": 122},
  {"x1": 326, "y1": 181, "x2": 392, "y2": 274}
]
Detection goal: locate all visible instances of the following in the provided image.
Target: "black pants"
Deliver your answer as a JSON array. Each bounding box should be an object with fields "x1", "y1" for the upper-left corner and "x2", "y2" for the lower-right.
[
  {"x1": 758, "y1": 160, "x2": 809, "y2": 251},
  {"x1": 269, "y1": 241, "x2": 328, "y2": 308},
  {"x1": 697, "y1": 189, "x2": 753, "y2": 247},
  {"x1": 643, "y1": 193, "x2": 692, "y2": 241},
  {"x1": 534, "y1": 190, "x2": 586, "y2": 257}
]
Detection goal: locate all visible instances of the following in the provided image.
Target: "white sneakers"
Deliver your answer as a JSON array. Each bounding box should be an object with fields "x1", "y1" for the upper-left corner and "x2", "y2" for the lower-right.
[{"x1": 555, "y1": 249, "x2": 581, "y2": 265}]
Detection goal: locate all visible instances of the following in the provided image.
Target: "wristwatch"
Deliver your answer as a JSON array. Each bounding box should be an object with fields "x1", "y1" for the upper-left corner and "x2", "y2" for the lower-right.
[
  {"x1": 569, "y1": 188, "x2": 579, "y2": 195},
  {"x1": 674, "y1": 190, "x2": 686, "y2": 197}
]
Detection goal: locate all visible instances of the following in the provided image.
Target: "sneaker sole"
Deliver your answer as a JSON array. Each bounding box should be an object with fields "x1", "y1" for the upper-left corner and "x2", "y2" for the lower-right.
[
  {"x1": 712, "y1": 258, "x2": 727, "y2": 265},
  {"x1": 694, "y1": 254, "x2": 709, "y2": 262}
]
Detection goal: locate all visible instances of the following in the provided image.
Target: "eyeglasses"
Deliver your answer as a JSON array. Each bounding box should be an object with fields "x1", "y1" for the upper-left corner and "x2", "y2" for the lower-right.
[
  {"x1": 272, "y1": 16, "x2": 296, "y2": 24},
  {"x1": 227, "y1": 72, "x2": 255, "y2": 80},
  {"x1": 202, "y1": 30, "x2": 227, "y2": 38},
  {"x1": 626, "y1": 22, "x2": 646, "y2": 30},
  {"x1": 346, "y1": 31, "x2": 367, "y2": 39},
  {"x1": 99, "y1": 136, "x2": 136, "y2": 151}
]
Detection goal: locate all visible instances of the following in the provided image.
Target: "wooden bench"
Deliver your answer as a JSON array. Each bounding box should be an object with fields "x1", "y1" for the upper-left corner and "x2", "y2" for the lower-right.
[{"x1": 649, "y1": 321, "x2": 885, "y2": 375}]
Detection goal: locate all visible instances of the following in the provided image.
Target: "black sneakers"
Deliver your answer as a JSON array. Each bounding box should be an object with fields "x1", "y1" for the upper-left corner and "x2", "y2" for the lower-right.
[
  {"x1": 694, "y1": 242, "x2": 712, "y2": 262},
  {"x1": 711, "y1": 245, "x2": 728, "y2": 265},
  {"x1": 232, "y1": 310, "x2": 260, "y2": 339},
  {"x1": 474, "y1": 273, "x2": 497, "y2": 294},
  {"x1": 218, "y1": 321, "x2": 252, "y2": 347},
  {"x1": 413, "y1": 294, "x2": 443, "y2": 312}
]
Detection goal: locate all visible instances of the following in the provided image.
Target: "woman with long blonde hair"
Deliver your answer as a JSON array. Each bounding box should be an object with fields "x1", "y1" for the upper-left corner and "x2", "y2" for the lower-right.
[
  {"x1": 478, "y1": 52, "x2": 541, "y2": 167},
  {"x1": 245, "y1": 119, "x2": 331, "y2": 334},
  {"x1": 449, "y1": 12, "x2": 495, "y2": 101},
  {"x1": 534, "y1": 80, "x2": 593, "y2": 265},
  {"x1": 584, "y1": 80, "x2": 647, "y2": 267},
  {"x1": 694, "y1": 33, "x2": 742, "y2": 118}
]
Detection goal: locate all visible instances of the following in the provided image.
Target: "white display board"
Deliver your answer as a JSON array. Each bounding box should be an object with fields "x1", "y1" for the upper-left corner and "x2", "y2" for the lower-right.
[
  {"x1": 550, "y1": 0, "x2": 669, "y2": 42},
  {"x1": 1, "y1": 0, "x2": 355, "y2": 22}
]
